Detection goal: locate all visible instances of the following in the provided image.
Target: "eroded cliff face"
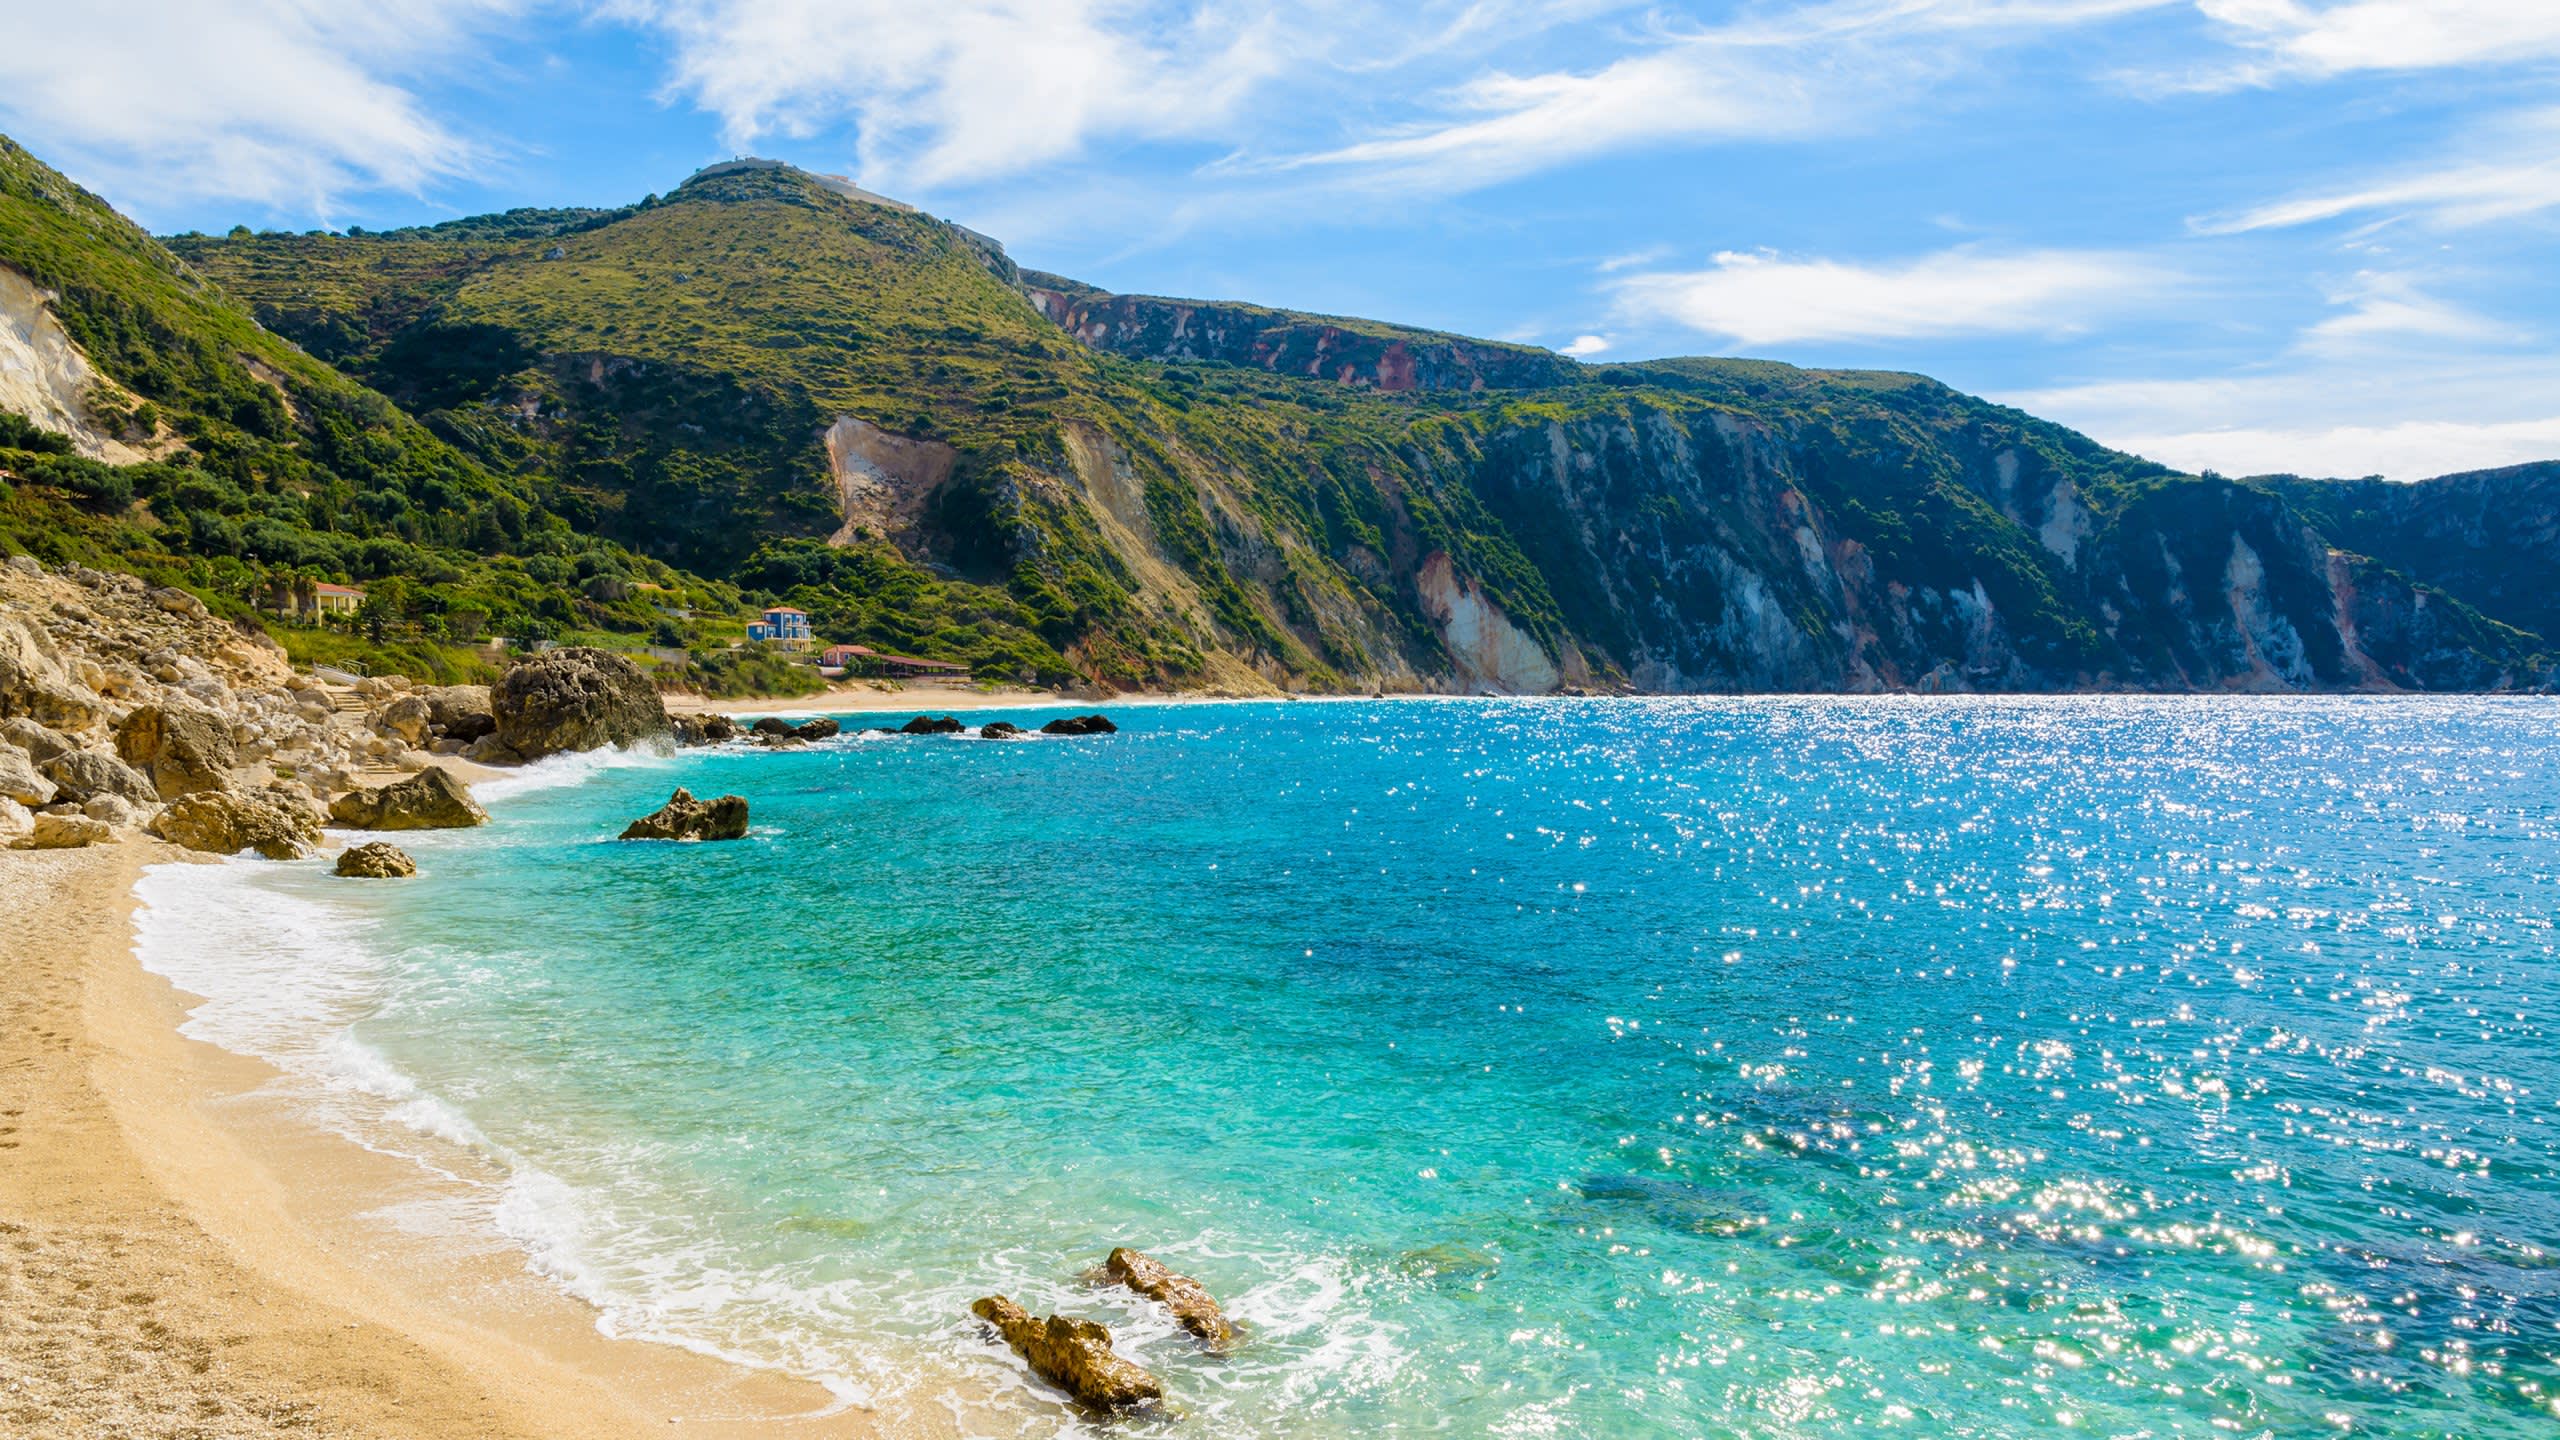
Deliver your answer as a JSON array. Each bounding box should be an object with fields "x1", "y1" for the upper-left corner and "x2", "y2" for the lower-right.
[
  {"x1": 1021, "y1": 278, "x2": 1580, "y2": 394},
  {"x1": 0, "y1": 265, "x2": 154, "y2": 463}
]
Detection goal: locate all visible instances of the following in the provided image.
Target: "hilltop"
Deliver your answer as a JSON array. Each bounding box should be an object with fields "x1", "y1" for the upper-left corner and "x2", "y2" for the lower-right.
[{"x1": 2, "y1": 140, "x2": 2545, "y2": 694}]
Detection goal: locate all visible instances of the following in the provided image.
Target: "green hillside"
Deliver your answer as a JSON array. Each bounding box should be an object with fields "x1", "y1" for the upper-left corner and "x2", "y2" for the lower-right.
[{"x1": 10, "y1": 141, "x2": 2545, "y2": 695}]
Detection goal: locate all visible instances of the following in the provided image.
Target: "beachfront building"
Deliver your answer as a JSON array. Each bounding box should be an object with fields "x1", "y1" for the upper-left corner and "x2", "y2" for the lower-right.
[
  {"x1": 265, "y1": 580, "x2": 366, "y2": 621},
  {"x1": 746, "y1": 605, "x2": 812, "y2": 649},
  {"x1": 813, "y1": 643, "x2": 970, "y2": 680}
]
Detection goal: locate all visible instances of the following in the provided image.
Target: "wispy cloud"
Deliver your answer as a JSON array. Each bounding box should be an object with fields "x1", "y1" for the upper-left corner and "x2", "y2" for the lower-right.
[
  {"x1": 2192, "y1": 106, "x2": 2560, "y2": 232},
  {"x1": 1260, "y1": 0, "x2": 2179, "y2": 193},
  {"x1": 1610, "y1": 246, "x2": 2175, "y2": 347},
  {"x1": 2187, "y1": 0, "x2": 2560, "y2": 86},
  {"x1": 0, "y1": 0, "x2": 522, "y2": 219},
  {"x1": 2297, "y1": 272, "x2": 2521, "y2": 353}
]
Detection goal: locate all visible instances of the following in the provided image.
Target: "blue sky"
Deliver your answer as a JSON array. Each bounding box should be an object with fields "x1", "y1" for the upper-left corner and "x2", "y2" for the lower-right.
[{"x1": 5, "y1": 2, "x2": 2558, "y2": 480}]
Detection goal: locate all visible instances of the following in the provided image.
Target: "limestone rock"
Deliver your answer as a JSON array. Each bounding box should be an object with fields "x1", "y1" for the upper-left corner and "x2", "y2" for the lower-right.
[
  {"x1": 333, "y1": 841, "x2": 417, "y2": 878},
  {"x1": 40, "y1": 748, "x2": 156, "y2": 806},
  {"x1": 489, "y1": 648, "x2": 668, "y2": 760},
  {"x1": 377, "y1": 693, "x2": 432, "y2": 745},
  {"x1": 115, "y1": 702, "x2": 238, "y2": 799},
  {"x1": 617, "y1": 787, "x2": 749, "y2": 842},
  {"x1": 82, "y1": 794, "x2": 146, "y2": 829},
  {"x1": 329, "y1": 767, "x2": 489, "y2": 830},
  {"x1": 979, "y1": 721, "x2": 1024, "y2": 739},
  {"x1": 0, "y1": 716, "x2": 74, "y2": 764},
  {"x1": 150, "y1": 585, "x2": 208, "y2": 617},
  {"x1": 971, "y1": 1296, "x2": 1163, "y2": 1412},
  {"x1": 151, "y1": 788, "x2": 322, "y2": 860},
  {"x1": 0, "y1": 743, "x2": 54, "y2": 806},
  {"x1": 1041, "y1": 714, "x2": 1119, "y2": 736},
  {"x1": 16, "y1": 812, "x2": 115, "y2": 849},
  {"x1": 0, "y1": 797, "x2": 29, "y2": 846},
  {"x1": 1100, "y1": 1249, "x2": 1235, "y2": 1350},
  {"x1": 673, "y1": 713, "x2": 738, "y2": 745},
  {"x1": 899, "y1": 714, "x2": 965, "y2": 735}
]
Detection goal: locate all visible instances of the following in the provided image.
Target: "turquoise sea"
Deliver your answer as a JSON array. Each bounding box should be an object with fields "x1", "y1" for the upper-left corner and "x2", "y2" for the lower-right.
[{"x1": 137, "y1": 698, "x2": 2560, "y2": 1437}]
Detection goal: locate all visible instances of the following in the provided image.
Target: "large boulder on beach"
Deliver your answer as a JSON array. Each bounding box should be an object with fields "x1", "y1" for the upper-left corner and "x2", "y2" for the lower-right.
[
  {"x1": 970, "y1": 1296, "x2": 1162, "y2": 1412},
  {"x1": 487, "y1": 648, "x2": 668, "y2": 761},
  {"x1": 1100, "y1": 1248, "x2": 1235, "y2": 1350},
  {"x1": 0, "y1": 617, "x2": 103, "y2": 731},
  {"x1": 1041, "y1": 714, "x2": 1118, "y2": 736},
  {"x1": 40, "y1": 748, "x2": 157, "y2": 806},
  {"x1": 115, "y1": 702, "x2": 238, "y2": 799},
  {"x1": 333, "y1": 841, "x2": 417, "y2": 878},
  {"x1": 421, "y1": 684, "x2": 496, "y2": 742},
  {"x1": 376, "y1": 694, "x2": 433, "y2": 746},
  {"x1": 0, "y1": 743, "x2": 54, "y2": 807},
  {"x1": 618, "y1": 787, "x2": 749, "y2": 842},
  {"x1": 329, "y1": 767, "x2": 488, "y2": 830},
  {"x1": 899, "y1": 714, "x2": 965, "y2": 735},
  {"x1": 151, "y1": 788, "x2": 323, "y2": 860},
  {"x1": 0, "y1": 797, "x2": 30, "y2": 847},
  {"x1": 14, "y1": 812, "x2": 116, "y2": 849}
]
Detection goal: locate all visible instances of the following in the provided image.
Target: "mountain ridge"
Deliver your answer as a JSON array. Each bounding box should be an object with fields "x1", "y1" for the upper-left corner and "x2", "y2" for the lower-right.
[{"x1": 6, "y1": 145, "x2": 2547, "y2": 695}]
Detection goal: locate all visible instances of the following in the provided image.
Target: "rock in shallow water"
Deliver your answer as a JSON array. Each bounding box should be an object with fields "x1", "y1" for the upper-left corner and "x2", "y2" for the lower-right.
[
  {"x1": 333, "y1": 841, "x2": 416, "y2": 878},
  {"x1": 970, "y1": 1295, "x2": 1163, "y2": 1412},
  {"x1": 1101, "y1": 1248, "x2": 1235, "y2": 1350},
  {"x1": 486, "y1": 648, "x2": 668, "y2": 761},
  {"x1": 899, "y1": 714, "x2": 965, "y2": 735},
  {"x1": 979, "y1": 721, "x2": 1023, "y2": 739},
  {"x1": 618, "y1": 787, "x2": 749, "y2": 842},
  {"x1": 329, "y1": 767, "x2": 489, "y2": 830},
  {"x1": 1041, "y1": 714, "x2": 1118, "y2": 736}
]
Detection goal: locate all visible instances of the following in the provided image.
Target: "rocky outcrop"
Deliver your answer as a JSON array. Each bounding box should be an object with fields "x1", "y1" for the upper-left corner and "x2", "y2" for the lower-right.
[
  {"x1": 674, "y1": 713, "x2": 738, "y2": 745},
  {"x1": 969, "y1": 1296, "x2": 1163, "y2": 1412},
  {"x1": 421, "y1": 684, "x2": 496, "y2": 742},
  {"x1": 328, "y1": 767, "x2": 487, "y2": 830},
  {"x1": 617, "y1": 787, "x2": 748, "y2": 841},
  {"x1": 979, "y1": 721, "x2": 1023, "y2": 739},
  {"x1": 1099, "y1": 1248, "x2": 1234, "y2": 1350},
  {"x1": 40, "y1": 748, "x2": 155, "y2": 806},
  {"x1": 0, "y1": 743, "x2": 53, "y2": 806},
  {"x1": 334, "y1": 841, "x2": 416, "y2": 878},
  {"x1": 900, "y1": 714, "x2": 965, "y2": 735},
  {"x1": 1022, "y1": 276, "x2": 1579, "y2": 393},
  {"x1": 484, "y1": 648, "x2": 667, "y2": 761},
  {"x1": 151, "y1": 788, "x2": 322, "y2": 859},
  {"x1": 15, "y1": 811, "x2": 115, "y2": 849},
  {"x1": 1, "y1": 716, "x2": 75, "y2": 763},
  {"x1": 115, "y1": 702, "x2": 237, "y2": 799},
  {"x1": 1040, "y1": 714, "x2": 1117, "y2": 736}
]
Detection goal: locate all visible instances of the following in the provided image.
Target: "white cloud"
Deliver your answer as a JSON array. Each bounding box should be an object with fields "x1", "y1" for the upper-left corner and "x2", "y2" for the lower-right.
[
  {"x1": 2297, "y1": 273, "x2": 2519, "y2": 352},
  {"x1": 609, "y1": 0, "x2": 1306, "y2": 190},
  {"x1": 0, "y1": 0, "x2": 520, "y2": 218},
  {"x1": 1611, "y1": 246, "x2": 2173, "y2": 347},
  {"x1": 2194, "y1": 106, "x2": 2560, "y2": 232},
  {"x1": 1559, "y1": 333, "x2": 1611, "y2": 357},
  {"x1": 2194, "y1": 0, "x2": 2560, "y2": 80}
]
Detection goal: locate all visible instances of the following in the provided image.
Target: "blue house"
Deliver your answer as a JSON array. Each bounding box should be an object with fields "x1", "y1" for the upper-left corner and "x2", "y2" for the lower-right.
[{"x1": 746, "y1": 605, "x2": 812, "y2": 649}]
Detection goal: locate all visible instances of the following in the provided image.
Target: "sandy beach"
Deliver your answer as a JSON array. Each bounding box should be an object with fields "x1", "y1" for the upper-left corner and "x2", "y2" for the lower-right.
[
  {"x1": 0, "y1": 841, "x2": 918, "y2": 1439},
  {"x1": 664, "y1": 678, "x2": 1279, "y2": 717}
]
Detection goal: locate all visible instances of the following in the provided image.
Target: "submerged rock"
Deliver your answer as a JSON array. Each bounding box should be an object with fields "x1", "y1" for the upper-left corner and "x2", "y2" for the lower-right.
[
  {"x1": 1041, "y1": 714, "x2": 1118, "y2": 736},
  {"x1": 979, "y1": 721, "x2": 1023, "y2": 739},
  {"x1": 115, "y1": 702, "x2": 238, "y2": 799},
  {"x1": 618, "y1": 787, "x2": 749, "y2": 842},
  {"x1": 1100, "y1": 1248, "x2": 1235, "y2": 1350},
  {"x1": 487, "y1": 648, "x2": 668, "y2": 761},
  {"x1": 970, "y1": 1295, "x2": 1163, "y2": 1412},
  {"x1": 328, "y1": 767, "x2": 489, "y2": 830},
  {"x1": 150, "y1": 788, "x2": 321, "y2": 859},
  {"x1": 333, "y1": 841, "x2": 417, "y2": 878},
  {"x1": 899, "y1": 714, "x2": 965, "y2": 735}
]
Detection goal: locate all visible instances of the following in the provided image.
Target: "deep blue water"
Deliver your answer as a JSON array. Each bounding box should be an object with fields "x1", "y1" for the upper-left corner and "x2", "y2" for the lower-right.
[{"x1": 141, "y1": 698, "x2": 2560, "y2": 1436}]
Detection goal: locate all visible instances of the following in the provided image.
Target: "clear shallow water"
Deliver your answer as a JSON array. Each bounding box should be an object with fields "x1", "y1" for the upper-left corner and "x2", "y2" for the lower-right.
[{"x1": 137, "y1": 698, "x2": 2560, "y2": 1437}]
